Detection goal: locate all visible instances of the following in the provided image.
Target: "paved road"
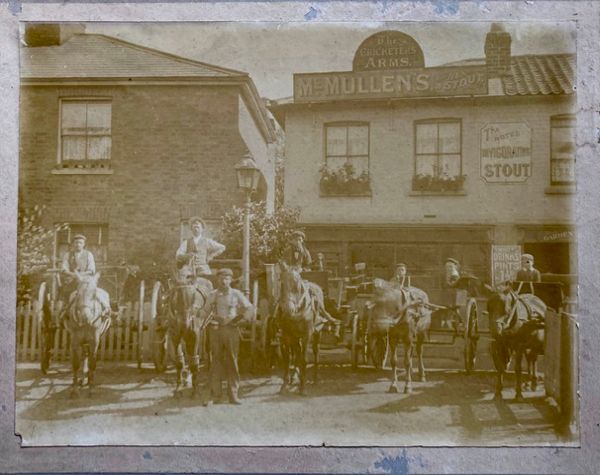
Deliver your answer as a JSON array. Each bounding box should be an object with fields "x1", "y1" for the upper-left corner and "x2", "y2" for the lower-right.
[{"x1": 15, "y1": 362, "x2": 573, "y2": 446}]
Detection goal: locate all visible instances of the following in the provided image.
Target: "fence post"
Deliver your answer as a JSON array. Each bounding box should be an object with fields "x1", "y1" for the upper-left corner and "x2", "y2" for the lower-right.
[
  {"x1": 137, "y1": 280, "x2": 145, "y2": 369},
  {"x1": 559, "y1": 303, "x2": 578, "y2": 437}
]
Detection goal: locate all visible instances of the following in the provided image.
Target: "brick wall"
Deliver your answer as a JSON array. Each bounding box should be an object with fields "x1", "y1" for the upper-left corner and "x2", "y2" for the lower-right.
[{"x1": 19, "y1": 84, "x2": 255, "y2": 269}]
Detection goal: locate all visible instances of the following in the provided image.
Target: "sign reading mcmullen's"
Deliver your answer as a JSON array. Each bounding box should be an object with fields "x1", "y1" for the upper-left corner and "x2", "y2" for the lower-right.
[{"x1": 293, "y1": 30, "x2": 488, "y2": 102}]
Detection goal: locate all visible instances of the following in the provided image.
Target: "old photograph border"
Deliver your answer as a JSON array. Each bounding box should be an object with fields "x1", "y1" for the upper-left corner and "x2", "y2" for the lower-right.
[{"x1": 1, "y1": 1, "x2": 599, "y2": 473}]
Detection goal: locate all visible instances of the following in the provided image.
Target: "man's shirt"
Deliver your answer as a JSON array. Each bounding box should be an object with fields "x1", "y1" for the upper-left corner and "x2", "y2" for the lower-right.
[
  {"x1": 206, "y1": 287, "x2": 253, "y2": 325},
  {"x1": 515, "y1": 268, "x2": 542, "y2": 283},
  {"x1": 176, "y1": 235, "x2": 225, "y2": 274},
  {"x1": 61, "y1": 250, "x2": 96, "y2": 276}
]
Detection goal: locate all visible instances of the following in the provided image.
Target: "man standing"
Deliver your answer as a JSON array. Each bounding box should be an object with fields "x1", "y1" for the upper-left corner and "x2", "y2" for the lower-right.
[
  {"x1": 202, "y1": 268, "x2": 254, "y2": 406},
  {"x1": 515, "y1": 253, "x2": 542, "y2": 283},
  {"x1": 390, "y1": 263, "x2": 410, "y2": 289},
  {"x1": 57, "y1": 234, "x2": 110, "y2": 322},
  {"x1": 284, "y1": 230, "x2": 312, "y2": 272},
  {"x1": 176, "y1": 216, "x2": 226, "y2": 280}
]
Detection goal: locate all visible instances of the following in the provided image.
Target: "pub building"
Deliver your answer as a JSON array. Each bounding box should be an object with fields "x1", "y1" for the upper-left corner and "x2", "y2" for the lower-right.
[{"x1": 269, "y1": 24, "x2": 576, "y2": 293}]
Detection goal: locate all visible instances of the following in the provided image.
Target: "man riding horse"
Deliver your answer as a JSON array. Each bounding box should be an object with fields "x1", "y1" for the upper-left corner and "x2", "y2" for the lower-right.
[{"x1": 56, "y1": 234, "x2": 111, "y2": 326}]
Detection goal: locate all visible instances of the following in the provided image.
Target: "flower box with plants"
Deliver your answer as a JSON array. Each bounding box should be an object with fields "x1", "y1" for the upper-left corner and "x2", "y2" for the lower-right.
[
  {"x1": 412, "y1": 173, "x2": 467, "y2": 193},
  {"x1": 319, "y1": 162, "x2": 371, "y2": 196}
]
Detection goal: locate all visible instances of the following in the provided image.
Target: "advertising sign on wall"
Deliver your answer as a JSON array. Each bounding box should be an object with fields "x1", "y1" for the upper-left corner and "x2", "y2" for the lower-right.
[
  {"x1": 491, "y1": 245, "x2": 522, "y2": 286},
  {"x1": 480, "y1": 123, "x2": 532, "y2": 183},
  {"x1": 352, "y1": 30, "x2": 425, "y2": 71}
]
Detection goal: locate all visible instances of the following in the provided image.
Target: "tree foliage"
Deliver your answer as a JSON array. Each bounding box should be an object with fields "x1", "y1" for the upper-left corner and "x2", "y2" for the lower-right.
[{"x1": 220, "y1": 201, "x2": 301, "y2": 273}]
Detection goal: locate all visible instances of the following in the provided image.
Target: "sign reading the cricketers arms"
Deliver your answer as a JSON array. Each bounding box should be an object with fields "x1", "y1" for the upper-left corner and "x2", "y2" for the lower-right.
[{"x1": 293, "y1": 31, "x2": 487, "y2": 102}]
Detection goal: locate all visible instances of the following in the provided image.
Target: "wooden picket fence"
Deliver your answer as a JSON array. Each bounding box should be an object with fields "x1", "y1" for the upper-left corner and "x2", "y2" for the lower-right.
[{"x1": 16, "y1": 299, "x2": 154, "y2": 363}]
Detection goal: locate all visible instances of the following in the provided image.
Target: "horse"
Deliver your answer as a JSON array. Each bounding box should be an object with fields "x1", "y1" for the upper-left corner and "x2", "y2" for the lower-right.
[
  {"x1": 66, "y1": 273, "x2": 112, "y2": 398},
  {"x1": 166, "y1": 277, "x2": 212, "y2": 398},
  {"x1": 487, "y1": 289, "x2": 546, "y2": 400},
  {"x1": 366, "y1": 279, "x2": 432, "y2": 394},
  {"x1": 277, "y1": 262, "x2": 336, "y2": 395}
]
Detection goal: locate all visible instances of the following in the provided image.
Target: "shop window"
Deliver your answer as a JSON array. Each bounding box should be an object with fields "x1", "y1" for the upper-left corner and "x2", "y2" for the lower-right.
[
  {"x1": 56, "y1": 223, "x2": 109, "y2": 265},
  {"x1": 57, "y1": 99, "x2": 112, "y2": 172},
  {"x1": 320, "y1": 122, "x2": 370, "y2": 196},
  {"x1": 413, "y1": 119, "x2": 465, "y2": 193},
  {"x1": 550, "y1": 115, "x2": 576, "y2": 186}
]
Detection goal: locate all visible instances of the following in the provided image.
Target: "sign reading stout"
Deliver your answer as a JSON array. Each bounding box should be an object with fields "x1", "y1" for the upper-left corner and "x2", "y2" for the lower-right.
[
  {"x1": 491, "y1": 245, "x2": 522, "y2": 286},
  {"x1": 293, "y1": 65, "x2": 488, "y2": 102},
  {"x1": 480, "y1": 123, "x2": 532, "y2": 183},
  {"x1": 353, "y1": 31, "x2": 425, "y2": 71}
]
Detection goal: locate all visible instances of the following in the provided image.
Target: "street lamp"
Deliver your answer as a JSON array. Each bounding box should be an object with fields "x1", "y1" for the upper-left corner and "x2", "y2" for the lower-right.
[{"x1": 235, "y1": 152, "x2": 261, "y2": 297}]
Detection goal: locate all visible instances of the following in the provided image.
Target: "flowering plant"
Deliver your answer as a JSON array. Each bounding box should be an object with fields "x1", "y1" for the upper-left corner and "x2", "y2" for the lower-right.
[
  {"x1": 412, "y1": 174, "x2": 467, "y2": 192},
  {"x1": 319, "y1": 162, "x2": 371, "y2": 196}
]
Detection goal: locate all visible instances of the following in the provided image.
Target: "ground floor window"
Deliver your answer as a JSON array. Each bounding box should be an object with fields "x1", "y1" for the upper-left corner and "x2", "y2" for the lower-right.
[
  {"x1": 56, "y1": 223, "x2": 109, "y2": 265},
  {"x1": 523, "y1": 242, "x2": 572, "y2": 274}
]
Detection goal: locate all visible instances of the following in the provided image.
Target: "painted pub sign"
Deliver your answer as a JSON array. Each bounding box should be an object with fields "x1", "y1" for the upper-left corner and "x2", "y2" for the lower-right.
[{"x1": 480, "y1": 122, "x2": 532, "y2": 183}]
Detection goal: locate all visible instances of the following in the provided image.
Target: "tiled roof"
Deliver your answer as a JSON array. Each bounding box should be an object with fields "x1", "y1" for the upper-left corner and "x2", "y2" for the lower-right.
[
  {"x1": 21, "y1": 34, "x2": 247, "y2": 79},
  {"x1": 503, "y1": 54, "x2": 575, "y2": 96}
]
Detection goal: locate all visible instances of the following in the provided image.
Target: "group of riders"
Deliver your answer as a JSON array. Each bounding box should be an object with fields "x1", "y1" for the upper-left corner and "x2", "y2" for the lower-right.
[{"x1": 52, "y1": 213, "x2": 544, "y2": 402}]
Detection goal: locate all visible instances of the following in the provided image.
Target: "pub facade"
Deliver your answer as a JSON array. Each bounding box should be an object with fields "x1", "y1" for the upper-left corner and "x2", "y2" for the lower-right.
[{"x1": 269, "y1": 25, "x2": 576, "y2": 290}]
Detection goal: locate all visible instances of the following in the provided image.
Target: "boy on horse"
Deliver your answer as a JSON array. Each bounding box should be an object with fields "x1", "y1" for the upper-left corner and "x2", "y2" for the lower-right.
[
  {"x1": 57, "y1": 234, "x2": 111, "y2": 325},
  {"x1": 176, "y1": 216, "x2": 226, "y2": 285},
  {"x1": 390, "y1": 263, "x2": 410, "y2": 289}
]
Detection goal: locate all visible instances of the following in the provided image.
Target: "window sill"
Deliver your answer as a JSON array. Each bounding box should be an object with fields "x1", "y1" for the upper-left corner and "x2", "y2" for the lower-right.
[
  {"x1": 52, "y1": 168, "x2": 113, "y2": 175},
  {"x1": 319, "y1": 191, "x2": 372, "y2": 198},
  {"x1": 409, "y1": 190, "x2": 467, "y2": 196},
  {"x1": 545, "y1": 185, "x2": 576, "y2": 195}
]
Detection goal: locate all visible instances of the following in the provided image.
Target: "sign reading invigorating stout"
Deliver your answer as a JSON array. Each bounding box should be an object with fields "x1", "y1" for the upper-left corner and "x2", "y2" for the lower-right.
[
  {"x1": 352, "y1": 30, "x2": 425, "y2": 71},
  {"x1": 480, "y1": 122, "x2": 532, "y2": 183},
  {"x1": 293, "y1": 65, "x2": 488, "y2": 102},
  {"x1": 491, "y1": 245, "x2": 522, "y2": 286}
]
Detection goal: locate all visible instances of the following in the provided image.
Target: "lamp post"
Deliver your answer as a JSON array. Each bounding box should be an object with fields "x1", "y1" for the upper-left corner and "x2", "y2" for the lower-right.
[{"x1": 235, "y1": 153, "x2": 261, "y2": 298}]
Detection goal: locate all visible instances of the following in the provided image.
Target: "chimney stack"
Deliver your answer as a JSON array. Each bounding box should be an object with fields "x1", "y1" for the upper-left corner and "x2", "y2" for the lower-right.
[
  {"x1": 484, "y1": 23, "x2": 512, "y2": 77},
  {"x1": 24, "y1": 23, "x2": 85, "y2": 47}
]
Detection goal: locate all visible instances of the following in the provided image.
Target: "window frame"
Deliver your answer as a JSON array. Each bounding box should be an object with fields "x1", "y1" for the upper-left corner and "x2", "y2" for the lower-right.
[
  {"x1": 57, "y1": 97, "x2": 113, "y2": 168},
  {"x1": 413, "y1": 118, "x2": 463, "y2": 180},
  {"x1": 549, "y1": 114, "x2": 576, "y2": 186},
  {"x1": 323, "y1": 121, "x2": 371, "y2": 176}
]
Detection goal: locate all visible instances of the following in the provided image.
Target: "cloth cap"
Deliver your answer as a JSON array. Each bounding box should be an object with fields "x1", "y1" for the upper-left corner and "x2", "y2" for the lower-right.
[
  {"x1": 216, "y1": 268, "x2": 234, "y2": 277},
  {"x1": 72, "y1": 234, "x2": 86, "y2": 242},
  {"x1": 445, "y1": 258, "x2": 460, "y2": 266},
  {"x1": 521, "y1": 254, "x2": 534, "y2": 261},
  {"x1": 291, "y1": 230, "x2": 306, "y2": 240},
  {"x1": 188, "y1": 216, "x2": 205, "y2": 227},
  {"x1": 396, "y1": 263, "x2": 407, "y2": 268}
]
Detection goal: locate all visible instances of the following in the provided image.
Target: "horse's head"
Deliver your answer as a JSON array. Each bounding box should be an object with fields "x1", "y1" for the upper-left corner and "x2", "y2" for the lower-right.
[
  {"x1": 74, "y1": 273, "x2": 101, "y2": 323},
  {"x1": 486, "y1": 290, "x2": 513, "y2": 337},
  {"x1": 279, "y1": 262, "x2": 305, "y2": 316}
]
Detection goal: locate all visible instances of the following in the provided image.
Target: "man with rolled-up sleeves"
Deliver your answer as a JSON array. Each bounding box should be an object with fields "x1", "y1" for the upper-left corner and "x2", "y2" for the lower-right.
[{"x1": 202, "y1": 268, "x2": 254, "y2": 406}]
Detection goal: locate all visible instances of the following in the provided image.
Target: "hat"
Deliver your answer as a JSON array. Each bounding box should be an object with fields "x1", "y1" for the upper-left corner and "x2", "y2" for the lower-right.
[
  {"x1": 445, "y1": 258, "x2": 460, "y2": 266},
  {"x1": 396, "y1": 263, "x2": 407, "y2": 268},
  {"x1": 216, "y1": 268, "x2": 234, "y2": 277},
  {"x1": 521, "y1": 253, "x2": 534, "y2": 261},
  {"x1": 188, "y1": 216, "x2": 205, "y2": 227},
  {"x1": 72, "y1": 234, "x2": 86, "y2": 242},
  {"x1": 290, "y1": 230, "x2": 306, "y2": 240}
]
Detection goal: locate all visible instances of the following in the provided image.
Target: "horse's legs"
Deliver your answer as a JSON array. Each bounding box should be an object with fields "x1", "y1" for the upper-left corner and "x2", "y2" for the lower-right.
[
  {"x1": 279, "y1": 336, "x2": 290, "y2": 395},
  {"x1": 298, "y1": 337, "x2": 308, "y2": 396},
  {"x1": 515, "y1": 348, "x2": 524, "y2": 401},
  {"x1": 88, "y1": 340, "x2": 98, "y2": 398},
  {"x1": 173, "y1": 333, "x2": 184, "y2": 397},
  {"x1": 312, "y1": 330, "x2": 320, "y2": 384},
  {"x1": 530, "y1": 356, "x2": 538, "y2": 391},
  {"x1": 388, "y1": 333, "x2": 399, "y2": 393},
  {"x1": 403, "y1": 339, "x2": 413, "y2": 394},
  {"x1": 188, "y1": 329, "x2": 201, "y2": 398},
  {"x1": 417, "y1": 334, "x2": 426, "y2": 382},
  {"x1": 491, "y1": 340, "x2": 504, "y2": 400},
  {"x1": 70, "y1": 338, "x2": 81, "y2": 398}
]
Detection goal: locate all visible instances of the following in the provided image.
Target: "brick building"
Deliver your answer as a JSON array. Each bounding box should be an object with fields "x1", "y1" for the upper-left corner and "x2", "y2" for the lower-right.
[
  {"x1": 19, "y1": 24, "x2": 276, "y2": 275},
  {"x1": 269, "y1": 25, "x2": 576, "y2": 290}
]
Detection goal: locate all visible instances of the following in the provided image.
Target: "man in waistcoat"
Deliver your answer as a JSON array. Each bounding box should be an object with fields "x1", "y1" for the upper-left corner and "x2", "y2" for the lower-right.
[
  {"x1": 284, "y1": 231, "x2": 312, "y2": 272},
  {"x1": 176, "y1": 216, "x2": 226, "y2": 283},
  {"x1": 57, "y1": 234, "x2": 111, "y2": 324},
  {"x1": 515, "y1": 253, "x2": 542, "y2": 283},
  {"x1": 390, "y1": 263, "x2": 410, "y2": 289},
  {"x1": 202, "y1": 268, "x2": 254, "y2": 406}
]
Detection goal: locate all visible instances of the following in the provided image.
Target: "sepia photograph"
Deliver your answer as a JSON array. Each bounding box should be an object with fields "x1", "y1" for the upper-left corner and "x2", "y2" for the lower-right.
[{"x1": 14, "y1": 19, "x2": 579, "y2": 447}]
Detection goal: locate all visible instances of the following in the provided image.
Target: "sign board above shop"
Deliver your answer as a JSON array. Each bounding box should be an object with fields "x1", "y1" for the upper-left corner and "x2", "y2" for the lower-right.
[
  {"x1": 293, "y1": 65, "x2": 488, "y2": 102},
  {"x1": 480, "y1": 122, "x2": 532, "y2": 183},
  {"x1": 352, "y1": 31, "x2": 425, "y2": 71}
]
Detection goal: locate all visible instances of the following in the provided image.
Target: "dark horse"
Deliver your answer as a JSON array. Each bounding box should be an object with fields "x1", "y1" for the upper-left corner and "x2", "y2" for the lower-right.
[
  {"x1": 167, "y1": 278, "x2": 212, "y2": 397},
  {"x1": 66, "y1": 273, "x2": 112, "y2": 397},
  {"x1": 367, "y1": 279, "x2": 432, "y2": 394},
  {"x1": 487, "y1": 289, "x2": 546, "y2": 400},
  {"x1": 277, "y1": 262, "x2": 335, "y2": 395}
]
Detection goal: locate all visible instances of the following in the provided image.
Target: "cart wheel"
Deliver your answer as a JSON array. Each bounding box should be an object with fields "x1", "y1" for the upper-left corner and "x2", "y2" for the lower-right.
[
  {"x1": 463, "y1": 299, "x2": 479, "y2": 374},
  {"x1": 351, "y1": 313, "x2": 360, "y2": 370},
  {"x1": 37, "y1": 282, "x2": 53, "y2": 374},
  {"x1": 150, "y1": 281, "x2": 168, "y2": 373}
]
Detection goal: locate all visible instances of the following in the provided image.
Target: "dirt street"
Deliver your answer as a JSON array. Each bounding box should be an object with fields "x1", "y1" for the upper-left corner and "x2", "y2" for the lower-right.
[{"x1": 15, "y1": 361, "x2": 573, "y2": 447}]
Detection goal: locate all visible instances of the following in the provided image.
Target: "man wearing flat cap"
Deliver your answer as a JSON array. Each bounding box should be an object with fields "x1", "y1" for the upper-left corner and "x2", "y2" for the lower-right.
[
  {"x1": 201, "y1": 268, "x2": 254, "y2": 406},
  {"x1": 57, "y1": 234, "x2": 110, "y2": 324},
  {"x1": 284, "y1": 230, "x2": 312, "y2": 272},
  {"x1": 390, "y1": 263, "x2": 410, "y2": 289},
  {"x1": 176, "y1": 216, "x2": 226, "y2": 281},
  {"x1": 515, "y1": 253, "x2": 541, "y2": 283}
]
